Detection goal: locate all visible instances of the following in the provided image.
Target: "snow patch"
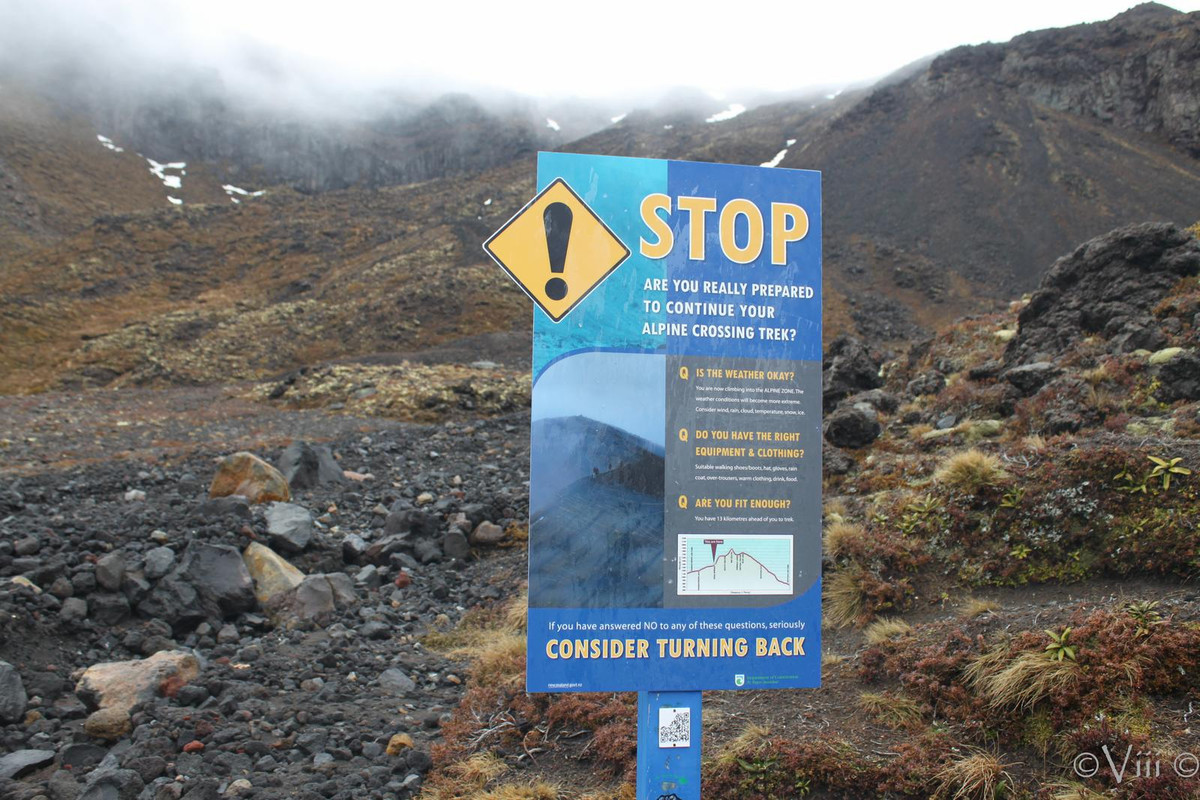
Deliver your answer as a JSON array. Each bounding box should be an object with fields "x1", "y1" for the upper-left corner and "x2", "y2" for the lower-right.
[
  {"x1": 546, "y1": 118, "x2": 560, "y2": 131},
  {"x1": 760, "y1": 149, "x2": 788, "y2": 168},
  {"x1": 610, "y1": 113, "x2": 627, "y2": 124},
  {"x1": 663, "y1": 124, "x2": 674, "y2": 130},
  {"x1": 787, "y1": 139, "x2": 796, "y2": 146},
  {"x1": 96, "y1": 134, "x2": 124, "y2": 153},
  {"x1": 484, "y1": 198, "x2": 492, "y2": 206},
  {"x1": 167, "y1": 196, "x2": 182, "y2": 205},
  {"x1": 147, "y1": 158, "x2": 186, "y2": 191},
  {"x1": 705, "y1": 104, "x2": 746, "y2": 123},
  {"x1": 222, "y1": 184, "x2": 266, "y2": 201}
]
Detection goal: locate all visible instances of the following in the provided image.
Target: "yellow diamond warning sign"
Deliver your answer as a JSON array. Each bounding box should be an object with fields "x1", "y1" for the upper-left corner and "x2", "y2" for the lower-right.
[{"x1": 483, "y1": 178, "x2": 630, "y2": 323}]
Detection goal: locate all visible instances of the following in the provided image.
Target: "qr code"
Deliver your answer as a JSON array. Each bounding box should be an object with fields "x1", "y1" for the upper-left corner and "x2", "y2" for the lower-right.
[{"x1": 658, "y1": 708, "x2": 691, "y2": 748}]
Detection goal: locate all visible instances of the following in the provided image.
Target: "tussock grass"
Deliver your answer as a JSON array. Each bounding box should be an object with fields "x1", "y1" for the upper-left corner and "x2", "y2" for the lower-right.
[
  {"x1": 863, "y1": 617, "x2": 912, "y2": 645},
  {"x1": 959, "y1": 598, "x2": 999, "y2": 619},
  {"x1": 823, "y1": 496, "x2": 849, "y2": 524},
  {"x1": 423, "y1": 756, "x2": 560, "y2": 800},
  {"x1": 462, "y1": 635, "x2": 526, "y2": 689},
  {"x1": 822, "y1": 652, "x2": 847, "y2": 668},
  {"x1": 965, "y1": 646, "x2": 1079, "y2": 711},
  {"x1": 824, "y1": 521, "x2": 864, "y2": 559},
  {"x1": 933, "y1": 750, "x2": 1014, "y2": 800},
  {"x1": 503, "y1": 594, "x2": 528, "y2": 633},
  {"x1": 580, "y1": 787, "x2": 635, "y2": 800},
  {"x1": 476, "y1": 784, "x2": 560, "y2": 800},
  {"x1": 909, "y1": 423, "x2": 935, "y2": 440},
  {"x1": 1046, "y1": 783, "x2": 1108, "y2": 800},
  {"x1": 424, "y1": 593, "x2": 528, "y2": 688},
  {"x1": 933, "y1": 448, "x2": 1008, "y2": 491},
  {"x1": 425, "y1": 593, "x2": 527, "y2": 650},
  {"x1": 447, "y1": 752, "x2": 508, "y2": 785},
  {"x1": 1080, "y1": 364, "x2": 1110, "y2": 387},
  {"x1": 1022, "y1": 434, "x2": 1048, "y2": 453},
  {"x1": 858, "y1": 691, "x2": 923, "y2": 728},
  {"x1": 713, "y1": 722, "x2": 772, "y2": 768},
  {"x1": 824, "y1": 565, "x2": 867, "y2": 629},
  {"x1": 958, "y1": 419, "x2": 1003, "y2": 444}
]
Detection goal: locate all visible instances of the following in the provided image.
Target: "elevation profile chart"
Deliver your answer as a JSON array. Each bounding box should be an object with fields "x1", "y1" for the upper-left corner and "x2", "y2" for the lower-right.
[{"x1": 677, "y1": 534, "x2": 793, "y2": 596}]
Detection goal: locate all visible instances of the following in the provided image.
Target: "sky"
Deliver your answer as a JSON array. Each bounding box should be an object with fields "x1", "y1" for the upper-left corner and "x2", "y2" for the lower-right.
[{"x1": 2, "y1": 0, "x2": 1198, "y2": 102}]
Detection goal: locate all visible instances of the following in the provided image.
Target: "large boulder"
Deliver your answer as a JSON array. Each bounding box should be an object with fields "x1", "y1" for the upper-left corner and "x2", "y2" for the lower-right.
[
  {"x1": 263, "y1": 502, "x2": 314, "y2": 553},
  {"x1": 1002, "y1": 361, "x2": 1062, "y2": 396},
  {"x1": 823, "y1": 336, "x2": 882, "y2": 411},
  {"x1": 267, "y1": 573, "x2": 358, "y2": 629},
  {"x1": 0, "y1": 750, "x2": 55, "y2": 780},
  {"x1": 1155, "y1": 350, "x2": 1200, "y2": 403},
  {"x1": 242, "y1": 542, "x2": 305, "y2": 607},
  {"x1": 209, "y1": 452, "x2": 291, "y2": 504},
  {"x1": 824, "y1": 402, "x2": 882, "y2": 449},
  {"x1": 384, "y1": 507, "x2": 439, "y2": 538},
  {"x1": 276, "y1": 441, "x2": 346, "y2": 490},
  {"x1": 78, "y1": 768, "x2": 144, "y2": 800},
  {"x1": 175, "y1": 543, "x2": 256, "y2": 619},
  {"x1": 0, "y1": 661, "x2": 27, "y2": 724},
  {"x1": 1007, "y1": 223, "x2": 1200, "y2": 363},
  {"x1": 136, "y1": 576, "x2": 204, "y2": 632},
  {"x1": 77, "y1": 650, "x2": 200, "y2": 713}
]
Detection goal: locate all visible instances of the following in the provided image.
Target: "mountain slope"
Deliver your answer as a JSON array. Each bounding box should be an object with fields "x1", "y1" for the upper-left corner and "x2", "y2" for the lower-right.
[{"x1": 2, "y1": 5, "x2": 1199, "y2": 393}]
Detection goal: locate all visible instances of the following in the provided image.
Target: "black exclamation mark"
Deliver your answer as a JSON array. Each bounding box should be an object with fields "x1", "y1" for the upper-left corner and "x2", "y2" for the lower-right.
[{"x1": 543, "y1": 201, "x2": 572, "y2": 301}]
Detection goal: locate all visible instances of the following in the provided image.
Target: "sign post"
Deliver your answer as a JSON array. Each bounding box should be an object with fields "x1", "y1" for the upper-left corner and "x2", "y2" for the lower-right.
[{"x1": 485, "y1": 153, "x2": 822, "y2": 799}]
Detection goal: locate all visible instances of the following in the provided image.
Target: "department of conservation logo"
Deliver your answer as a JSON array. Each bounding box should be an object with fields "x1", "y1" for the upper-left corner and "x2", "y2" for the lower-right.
[{"x1": 734, "y1": 674, "x2": 745, "y2": 687}]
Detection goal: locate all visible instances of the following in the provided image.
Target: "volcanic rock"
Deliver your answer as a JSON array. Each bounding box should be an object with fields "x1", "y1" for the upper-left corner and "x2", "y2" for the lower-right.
[
  {"x1": 1007, "y1": 223, "x2": 1200, "y2": 363},
  {"x1": 1155, "y1": 349, "x2": 1200, "y2": 402},
  {"x1": 78, "y1": 768, "x2": 144, "y2": 800},
  {"x1": 0, "y1": 660, "x2": 27, "y2": 723},
  {"x1": 190, "y1": 495, "x2": 252, "y2": 521},
  {"x1": 208, "y1": 452, "x2": 291, "y2": 504},
  {"x1": 469, "y1": 521, "x2": 504, "y2": 545},
  {"x1": 263, "y1": 502, "x2": 314, "y2": 553},
  {"x1": 822, "y1": 336, "x2": 882, "y2": 411},
  {"x1": 443, "y1": 531, "x2": 470, "y2": 560},
  {"x1": 95, "y1": 553, "x2": 126, "y2": 591},
  {"x1": 76, "y1": 650, "x2": 200, "y2": 716},
  {"x1": 824, "y1": 402, "x2": 882, "y2": 449},
  {"x1": 276, "y1": 441, "x2": 346, "y2": 490},
  {"x1": 242, "y1": 542, "x2": 305, "y2": 606},
  {"x1": 278, "y1": 576, "x2": 334, "y2": 627},
  {"x1": 135, "y1": 577, "x2": 203, "y2": 632},
  {"x1": 1002, "y1": 362, "x2": 1062, "y2": 395},
  {"x1": 0, "y1": 749, "x2": 54, "y2": 780},
  {"x1": 906, "y1": 371, "x2": 946, "y2": 397},
  {"x1": 88, "y1": 593, "x2": 130, "y2": 625},
  {"x1": 60, "y1": 743, "x2": 107, "y2": 770},
  {"x1": 83, "y1": 706, "x2": 132, "y2": 741},
  {"x1": 847, "y1": 389, "x2": 900, "y2": 414},
  {"x1": 175, "y1": 542, "x2": 256, "y2": 619},
  {"x1": 60, "y1": 596, "x2": 88, "y2": 622},
  {"x1": 142, "y1": 546, "x2": 175, "y2": 580},
  {"x1": 14, "y1": 536, "x2": 40, "y2": 556},
  {"x1": 823, "y1": 442, "x2": 855, "y2": 476},
  {"x1": 378, "y1": 668, "x2": 416, "y2": 695},
  {"x1": 384, "y1": 508, "x2": 439, "y2": 538}
]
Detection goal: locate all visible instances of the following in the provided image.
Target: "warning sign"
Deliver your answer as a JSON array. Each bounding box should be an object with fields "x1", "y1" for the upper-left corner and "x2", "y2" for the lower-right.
[{"x1": 483, "y1": 178, "x2": 631, "y2": 322}]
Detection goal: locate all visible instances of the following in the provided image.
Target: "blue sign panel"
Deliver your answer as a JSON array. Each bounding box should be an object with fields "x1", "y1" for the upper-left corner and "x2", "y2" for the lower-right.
[{"x1": 522, "y1": 153, "x2": 821, "y2": 692}]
